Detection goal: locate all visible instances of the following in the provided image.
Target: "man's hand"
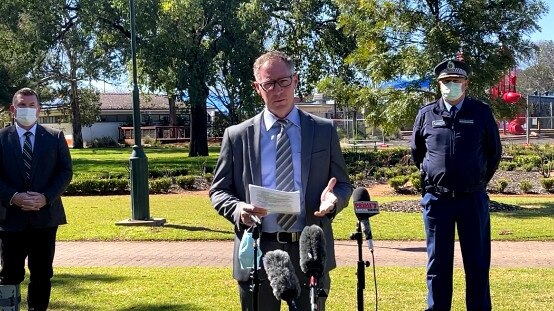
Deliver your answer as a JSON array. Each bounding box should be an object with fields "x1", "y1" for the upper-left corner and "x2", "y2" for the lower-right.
[
  {"x1": 315, "y1": 177, "x2": 338, "y2": 217},
  {"x1": 13, "y1": 192, "x2": 47, "y2": 211},
  {"x1": 241, "y1": 204, "x2": 268, "y2": 226}
]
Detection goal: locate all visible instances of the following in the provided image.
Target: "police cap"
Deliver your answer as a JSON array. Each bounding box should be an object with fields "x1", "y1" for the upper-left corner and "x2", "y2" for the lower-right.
[{"x1": 434, "y1": 59, "x2": 471, "y2": 80}]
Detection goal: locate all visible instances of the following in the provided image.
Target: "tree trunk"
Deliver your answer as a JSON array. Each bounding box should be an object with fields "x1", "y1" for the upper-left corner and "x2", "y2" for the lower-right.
[
  {"x1": 168, "y1": 94, "x2": 177, "y2": 138},
  {"x1": 188, "y1": 77, "x2": 209, "y2": 157},
  {"x1": 69, "y1": 52, "x2": 83, "y2": 149}
]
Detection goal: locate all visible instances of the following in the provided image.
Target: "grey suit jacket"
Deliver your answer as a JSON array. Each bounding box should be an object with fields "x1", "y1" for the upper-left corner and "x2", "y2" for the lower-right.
[
  {"x1": 210, "y1": 109, "x2": 352, "y2": 281},
  {"x1": 0, "y1": 124, "x2": 73, "y2": 231}
]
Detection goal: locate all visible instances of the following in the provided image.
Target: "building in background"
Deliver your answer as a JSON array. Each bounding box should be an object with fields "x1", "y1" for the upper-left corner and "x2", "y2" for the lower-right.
[{"x1": 39, "y1": 93, "x2": 216, "y2": 146}]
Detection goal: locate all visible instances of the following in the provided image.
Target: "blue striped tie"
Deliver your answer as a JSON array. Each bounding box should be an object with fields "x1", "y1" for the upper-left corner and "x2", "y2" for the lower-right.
[
  {"x1": 23, "y1": 131, "x2": 33, "y2": 183},
  {"x1": 275, "y1": 119, "x2": 296, "y2": 231}
]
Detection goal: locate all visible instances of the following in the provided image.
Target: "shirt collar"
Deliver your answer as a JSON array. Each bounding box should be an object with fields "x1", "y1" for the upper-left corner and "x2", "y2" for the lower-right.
[
  {"x1": 444, "y1": 97, "x2": 465, "y2": 112},
  {"x1": 15, "y1": 123, "x2": 37, "y2": 137},
  {"x1": 263, "y1": 106, "x2": 300, "y2": 131}
]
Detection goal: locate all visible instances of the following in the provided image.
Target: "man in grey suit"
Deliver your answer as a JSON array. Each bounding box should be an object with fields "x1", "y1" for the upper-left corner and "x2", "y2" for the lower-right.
[
  {"x1": 0, "y1": 88, "x2": 73, "y2": 311},
  {"x1": 210, "y1": 51, "x2": 352, "y2": 310}
]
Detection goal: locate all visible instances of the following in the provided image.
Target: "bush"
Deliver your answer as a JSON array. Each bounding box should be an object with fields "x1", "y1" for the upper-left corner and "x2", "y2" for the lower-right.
[
  {"x1": 498, "y1": 161, "x2": 517, "y2": 171},
  {"x1": 409, "y1": 172, "x2": 422, "y2": 192},
  {"x1": 149, "y1": 177, "x2": 172, "y2": 193},
  {"x1": 90, "y1": 136, "x2": 119, "y2": 148},
  {"x1": 521, "y1": 163, "x2": 535, "y2": 172},
  {"x1": 518, "y1": 180, "x2": 533, "y2": 193},
  {"x1": 65, "y1": 175, "x2": 128, "y2": 195},
  {"x1": 514, "y1": 155, "x2": 542, "y2": 169},
  {"x1": 149, "y1": 168, "x2": 189, "y2": 178},
  {"x1": 176, "y1": 175, "x2": 197, "y2": 190},
  {"x1": 204, "y1": 173, "x2": 213, "y2": 183},
  {"x1": 495, "y1": 179, "x2": 509, "y2": 193},
  {"x1": 388, "y1": 175, "x2": 409, "y2": 190},
  {"x1": 540, "y1": 178, "x2": 554, "y2": 192}
]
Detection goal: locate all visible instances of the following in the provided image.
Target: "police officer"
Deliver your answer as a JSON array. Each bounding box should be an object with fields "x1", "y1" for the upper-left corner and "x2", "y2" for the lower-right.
[{"x1": 410, "y1": 59, "x2": 502, "y2": 311}]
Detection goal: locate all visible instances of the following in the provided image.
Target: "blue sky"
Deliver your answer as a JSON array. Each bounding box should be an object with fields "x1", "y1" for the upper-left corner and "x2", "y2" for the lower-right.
[{"x1": 531, "y1": 0, "x2": 553, "y2": 41}]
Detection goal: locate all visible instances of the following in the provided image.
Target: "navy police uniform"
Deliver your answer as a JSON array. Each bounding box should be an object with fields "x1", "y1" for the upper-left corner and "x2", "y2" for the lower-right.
[{"x1": 410, "y1": 59, "x2": 502, "y2": 311}]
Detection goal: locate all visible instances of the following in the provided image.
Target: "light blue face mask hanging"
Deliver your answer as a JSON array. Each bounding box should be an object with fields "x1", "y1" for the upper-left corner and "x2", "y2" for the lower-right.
[{"x1": 238, "y1": 227, "x2": 262, "y2": 269}]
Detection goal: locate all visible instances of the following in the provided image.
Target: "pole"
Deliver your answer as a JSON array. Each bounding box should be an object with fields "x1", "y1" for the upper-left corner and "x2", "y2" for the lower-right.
[
  {"x1": 350, "y1": 221, "x2": 369, "y2": 311},
  {"x1": 526, "y1": 94, "x2": 530, "y2": 145},
  {"x1": 129, "y1": 0, "x2": 150, "y2": 220}
]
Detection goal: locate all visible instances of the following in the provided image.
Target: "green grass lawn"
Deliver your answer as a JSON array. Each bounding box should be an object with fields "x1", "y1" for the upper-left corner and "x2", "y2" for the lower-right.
[
  {"x1": 58, "y1": 194, "x2": 554, "y2": 241},
  {"x1": 14, "y1": 267, "x2": 553, "y2": 310}
]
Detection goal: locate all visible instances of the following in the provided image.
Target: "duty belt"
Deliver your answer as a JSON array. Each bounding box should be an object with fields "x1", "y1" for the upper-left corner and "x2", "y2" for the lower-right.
[{"x1": 261, "y1": 231, "x2": 301, "y2": 244}]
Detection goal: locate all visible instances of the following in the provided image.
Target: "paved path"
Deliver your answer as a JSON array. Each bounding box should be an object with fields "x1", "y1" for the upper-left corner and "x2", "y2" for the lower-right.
[{"x1": 54, "y1": 240, "x2": 554, "y2": 268}]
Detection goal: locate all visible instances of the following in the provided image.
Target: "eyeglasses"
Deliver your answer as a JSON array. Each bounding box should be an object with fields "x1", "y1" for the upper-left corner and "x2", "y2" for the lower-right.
[{"x1": 256, "y1": 75, "x2": 294, "y2": 92}]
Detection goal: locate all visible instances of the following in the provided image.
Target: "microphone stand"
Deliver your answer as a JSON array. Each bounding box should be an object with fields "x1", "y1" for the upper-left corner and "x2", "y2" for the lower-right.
[
  {"x1": 309, "y1": 275, "x2": 320, "y2": 311},
  {"x1": 251, "y1": 224, "x2": 260, "y2": 311},
  {"x1": 350, "y1": 220, "x2": 370, "y2": 311}
]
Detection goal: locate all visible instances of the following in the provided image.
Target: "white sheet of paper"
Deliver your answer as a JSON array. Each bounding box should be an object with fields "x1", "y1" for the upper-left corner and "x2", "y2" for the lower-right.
[{"x1": 248, "y1": 184, "x2": 301, "y2": 214}]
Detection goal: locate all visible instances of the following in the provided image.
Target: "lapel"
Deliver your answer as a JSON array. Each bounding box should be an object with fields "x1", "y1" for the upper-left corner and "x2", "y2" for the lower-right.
[
  {"x1": 299, "y1": 110, "x2": 314, "y2": 195},
  {"x1": 7, "y1": 126, "x2": 27, "y2": 183},
  {"x1": 247, "y1": 113, "x2": 263, "y2": 186}
]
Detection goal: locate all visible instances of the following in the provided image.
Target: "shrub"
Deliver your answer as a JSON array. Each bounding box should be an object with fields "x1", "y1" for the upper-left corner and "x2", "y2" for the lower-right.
[
  {"x1": 540, "y1": 178, "x2": 554, "y2": 192},
  {"x1": 518, "y1": 180, "x2": 533, "y2": 193},
  {"x1": 65, "y1": 175, "x2": 128, "y2": 195},
  {"x1": 90, "y1": 136, "x2": 119, "y2": 148},
  {"x1": 495, "y1": 179, "x2": 509, "y2": 193},
  {"x1": 149, "y1": 168, "x2": 189, "y2": 178},
  {"x1": 176, "y1": 175, "x2": 197, "y2": 190},
  {"x1": 388, "y1": 175, "x2": 408, "y2": 190},
  {"x1": 409, "y1": 172, "x2": 422, "y2": 192},
  {"x1": 498, "y1": 161, "x2": 517, "y2": 171},
  {"x1": 149, "y1": 177, "x2": 172, "y2": 193},
  {"x1": 514, "y1": 155, "x2": 542, "y2": 168},
  {"x1": 204, "y1": 173, "x2": 213, "y2": 183},
  {"x1": 521, "y1": 163, "x2": 535, "y2": 172}
]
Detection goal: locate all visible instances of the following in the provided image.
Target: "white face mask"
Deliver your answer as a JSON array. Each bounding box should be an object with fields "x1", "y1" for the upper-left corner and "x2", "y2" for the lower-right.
[
  {"x1": 440, "y1": 82, "x2": 464, "y2": 102},
  {"x1": 15, "y1": 107, "x2": 38, "y2": 127}
]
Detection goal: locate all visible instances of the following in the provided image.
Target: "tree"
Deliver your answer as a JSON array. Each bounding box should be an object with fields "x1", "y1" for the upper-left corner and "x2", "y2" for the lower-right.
[
  {"x1": 334, "y1": 0, "x2": 548, "y2": 131},
  {"x1": 264, "y1": 0, "x2": 357, "y2": 100},
  {"x1": 123, "y1": 0, "x2": 267, "y2": 156},
  {"x1": 518, "y1": 40, "x2": 554, "y2": 94},
  {"x1": 0, "y1": 0, "x2": 126, "y2": 148}
]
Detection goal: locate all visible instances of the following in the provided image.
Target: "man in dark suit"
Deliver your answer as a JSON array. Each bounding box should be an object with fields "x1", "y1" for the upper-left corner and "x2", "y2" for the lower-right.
[
  {"x1": 210, "y1": 51, "x2": 352, "y2": 310},
  {"x1": 0, "y1": 87, "x2": 73, "y2": 311}
]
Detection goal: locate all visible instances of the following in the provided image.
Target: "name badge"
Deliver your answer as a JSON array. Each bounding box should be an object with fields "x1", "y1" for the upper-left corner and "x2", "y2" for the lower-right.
[
  {"x1": 459, "y1": 119, "x2": 474, "y2": 124},
  {"x1": 432, "y1": 120, "x2": 446, "y2": 127}
]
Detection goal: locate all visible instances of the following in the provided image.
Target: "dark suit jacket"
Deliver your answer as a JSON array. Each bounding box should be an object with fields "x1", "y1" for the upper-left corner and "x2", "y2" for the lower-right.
[
  {"x1": 210, "y1": 109, "x2": 352, "y2": 281},
  {"x1": 0, "y1": 124, "x2": 73, "y2": 231}
]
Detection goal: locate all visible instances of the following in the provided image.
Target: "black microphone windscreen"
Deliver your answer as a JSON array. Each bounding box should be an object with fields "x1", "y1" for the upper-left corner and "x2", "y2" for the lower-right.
[
  {"x1": 352, "y1": 187, "x2": 371, "y2": 202},
  {"x1": 263, "y1": 250, "x2": 300, "y2": 302},
  {"x1": 299, "y1": 224, "x2": 326, "y2": 277}
]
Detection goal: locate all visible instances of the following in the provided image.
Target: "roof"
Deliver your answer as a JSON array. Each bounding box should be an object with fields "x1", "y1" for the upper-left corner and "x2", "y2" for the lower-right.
[{"x1": 99, "y1": 93, "x2": 187, "y2": 110}]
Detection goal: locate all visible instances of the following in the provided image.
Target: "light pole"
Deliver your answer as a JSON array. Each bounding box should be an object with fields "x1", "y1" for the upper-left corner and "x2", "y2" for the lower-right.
[{"x1": 117, "y1": 0, "x2": 165, "y2": 226}]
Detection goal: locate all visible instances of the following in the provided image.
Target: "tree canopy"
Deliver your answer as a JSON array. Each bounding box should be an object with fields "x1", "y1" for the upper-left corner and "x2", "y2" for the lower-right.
[{"x1": 326, "y1": 0, "x2": 548, "y2": 133}]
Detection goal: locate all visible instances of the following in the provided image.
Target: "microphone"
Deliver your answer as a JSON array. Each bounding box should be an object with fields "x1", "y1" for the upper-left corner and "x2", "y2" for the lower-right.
[
  {"x1": 263, "y1": 250, "x2": 300, "y2": 311},
  {"x1": 352, "y1": 187, "x2": 379, "y2": 251},
  {"x1": 299, "y1": 224, "x2": 326, "y2": 278}
]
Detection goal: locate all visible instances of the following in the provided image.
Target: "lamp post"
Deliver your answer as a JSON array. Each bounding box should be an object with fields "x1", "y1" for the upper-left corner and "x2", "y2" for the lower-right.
[{"x1": 117, "y1": 0, "x2": 165, "y2": 226}]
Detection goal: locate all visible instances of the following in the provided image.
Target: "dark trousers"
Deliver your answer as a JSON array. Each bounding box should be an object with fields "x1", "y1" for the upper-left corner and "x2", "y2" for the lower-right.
[
  {"x1": 0, "y1": 226, "x2": 58, "y2": 311},
  {"x1": 421, "y1": 191, "x2": 491, "y2": 311},
  {"x1": 238, "y1": 240, "x2": 330, "y2": 311}
]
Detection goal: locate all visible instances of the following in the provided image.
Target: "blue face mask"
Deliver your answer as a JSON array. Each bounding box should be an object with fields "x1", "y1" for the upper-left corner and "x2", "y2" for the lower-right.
[{"x1": 238, "y1": 228, "x2": 262, "y2": 269}]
